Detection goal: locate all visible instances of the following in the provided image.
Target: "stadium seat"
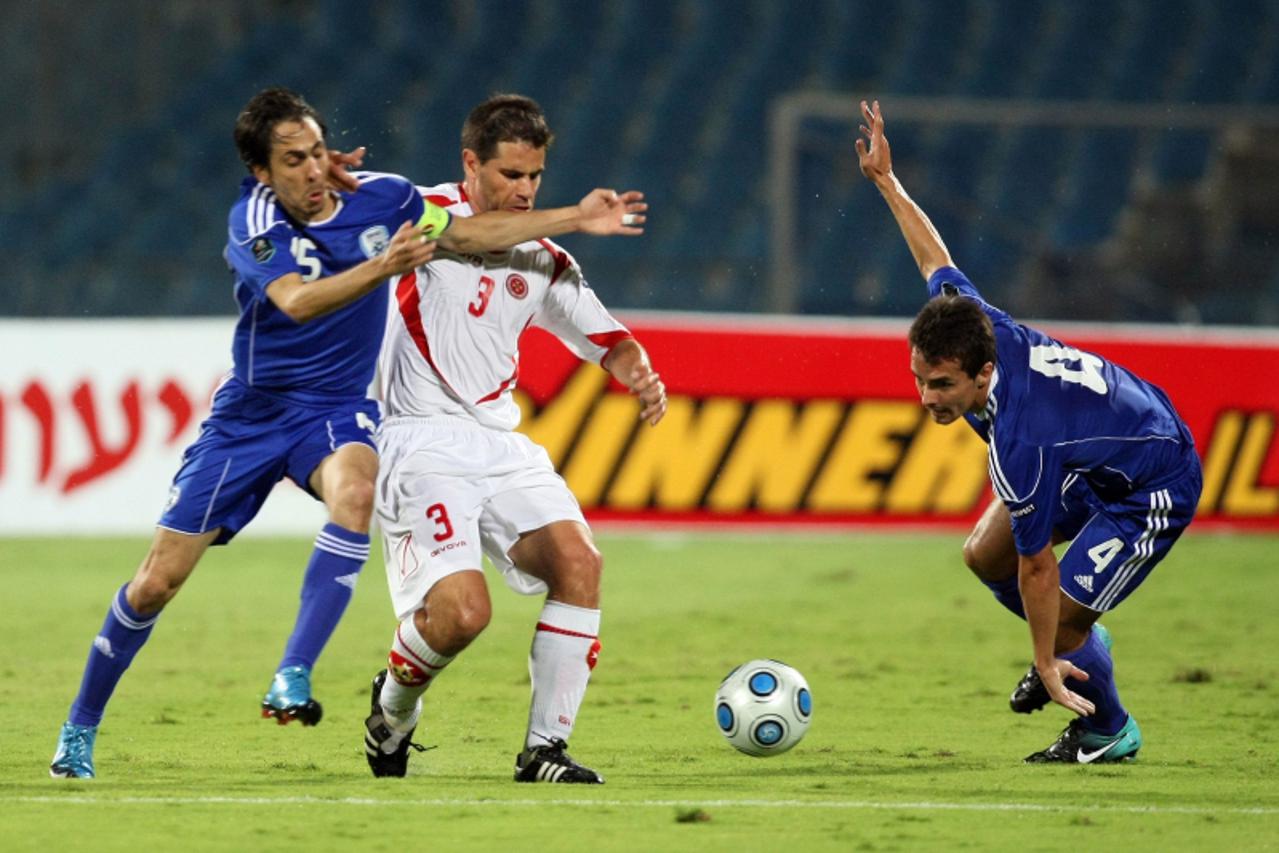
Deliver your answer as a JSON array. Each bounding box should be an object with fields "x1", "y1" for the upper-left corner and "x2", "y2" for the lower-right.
[{"x1": 3, "y1": 0, "x2": 1276, "y2": 323}]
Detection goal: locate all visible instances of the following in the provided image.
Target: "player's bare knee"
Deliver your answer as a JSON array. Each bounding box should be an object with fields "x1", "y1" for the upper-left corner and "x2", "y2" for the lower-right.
[
  {"x1": 961, "y1": 533, "x2": 994, "y2": 577},
  {"x1": 961, "y1": 531, "x2": 1015, "y2": 582},
  {"x1": 550, "y1": 542, "x2": 602, "y2": 604},
  {"x1": 330, "y1": 477, "x2": 375, "y2": 530},
  {"x1": 451, "y1": 597, "x2": 492, "y2": 642},
  {"x1": 961, "y1": 533, "x2": 983, "y2": 572},
  {"x1": 128, "y1": 557, "x2": 184, "y2": 613},
  {"x1": 427, "y1": 597, "x2": 489, "y2": 652},
  {"x1": 424, "y1": 581, "x2": 491, "y2": 648}
]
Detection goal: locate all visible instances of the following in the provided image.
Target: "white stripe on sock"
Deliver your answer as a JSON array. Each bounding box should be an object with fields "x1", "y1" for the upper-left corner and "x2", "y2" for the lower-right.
[
  {"x1": 314, "y1": 531, "x2": 369, "y2": 561},
  {"x1": 111, "y1": 595, "x2": 158, "y2": 631}
]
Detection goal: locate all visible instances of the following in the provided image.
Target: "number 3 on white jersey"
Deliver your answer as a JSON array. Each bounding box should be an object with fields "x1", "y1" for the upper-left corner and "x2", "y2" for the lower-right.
[
  {"x1": 1028, "y1": 345, "x2": 1108, "y2": 395},
  {"x1": 291, "y1": 237, "x2": 322, "y2": 282}
]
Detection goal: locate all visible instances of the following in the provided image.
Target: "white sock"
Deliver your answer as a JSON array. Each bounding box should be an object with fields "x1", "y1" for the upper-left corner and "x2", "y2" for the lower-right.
[
  {"x1": 380, "y1": 617, "x2": 455, "y2": 737},
  {"x1": 526, "y1": 601, "x2": 601, "y2": 749}
]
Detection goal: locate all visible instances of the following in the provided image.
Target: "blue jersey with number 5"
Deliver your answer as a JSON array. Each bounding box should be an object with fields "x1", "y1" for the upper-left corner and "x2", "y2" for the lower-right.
[
  {"x1": 927, "y1": 266, "x2": 1196, "y2": 555},
  {"x1": 224, "y1": 172, "x2": 427, "y2": 405}
]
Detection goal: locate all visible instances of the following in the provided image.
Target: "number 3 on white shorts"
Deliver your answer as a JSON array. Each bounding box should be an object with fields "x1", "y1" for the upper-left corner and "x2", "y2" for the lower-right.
[{"x1": 1029, "y1": 345, "x2": 1108, "y2": 395}]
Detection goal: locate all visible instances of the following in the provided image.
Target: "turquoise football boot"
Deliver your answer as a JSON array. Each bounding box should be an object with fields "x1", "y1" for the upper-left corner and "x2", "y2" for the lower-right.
[
  {"x1": 50, "y1": 721, "x2": 98, "y2": 779},
  {"x1": 1025, "y1": 714, "x2": 1142, "y2": 763},
  {"x1": 261, "y1": 665, "x2": 323, "y2": 726}
]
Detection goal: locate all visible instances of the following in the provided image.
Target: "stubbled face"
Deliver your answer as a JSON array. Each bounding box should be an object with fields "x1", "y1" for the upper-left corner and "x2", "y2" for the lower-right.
[
  {"x1": 251, "y1": 117, "x2": 334, "y2": 222},
  {"x1": 909, "y1": 347, "x2": 992, "y2": 425},
  {"x1": 463, "y1": 140, "x2": 545, "y2": 214}
]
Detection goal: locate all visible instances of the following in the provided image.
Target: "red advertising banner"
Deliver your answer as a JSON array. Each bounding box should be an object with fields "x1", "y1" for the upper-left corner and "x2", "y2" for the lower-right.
[
  {"x1": 513, "y1": 314, "x2": 1279, "y2": 530},
  {"x1": 1, "y1": 317, "x2": 1275, "y2": 534}
]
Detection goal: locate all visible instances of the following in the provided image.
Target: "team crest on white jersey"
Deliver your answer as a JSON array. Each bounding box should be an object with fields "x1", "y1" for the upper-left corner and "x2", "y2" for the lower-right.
[
  {"x1": 506, "y1": 274, "x2": 529, "y2": 299},
  {"x1": 359, "y1": 225, "x2": 391, "y2": 258}
]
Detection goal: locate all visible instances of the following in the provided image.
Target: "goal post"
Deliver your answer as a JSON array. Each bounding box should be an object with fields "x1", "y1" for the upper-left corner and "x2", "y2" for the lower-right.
[{"x1": 767, "y1": 93, "x2": 1279, "y2": 315}]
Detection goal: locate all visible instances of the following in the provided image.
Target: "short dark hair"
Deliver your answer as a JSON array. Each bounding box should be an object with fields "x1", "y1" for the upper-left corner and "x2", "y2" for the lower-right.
[
  {"x1": 908, "y1": 295, "x2": 997, "y2": 378},
  {"x1": 233, "y1": 87, "x2": 327, "y2": 172},
  {"x1": 461, "y1": 94, "x2": 554, "y2": 162}
]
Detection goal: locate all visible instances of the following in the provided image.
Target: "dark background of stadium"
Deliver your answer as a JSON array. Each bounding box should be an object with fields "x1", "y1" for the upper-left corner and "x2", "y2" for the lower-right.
[{"x1": 5, "y1": 0, "x2": 1278, "y2": 324}]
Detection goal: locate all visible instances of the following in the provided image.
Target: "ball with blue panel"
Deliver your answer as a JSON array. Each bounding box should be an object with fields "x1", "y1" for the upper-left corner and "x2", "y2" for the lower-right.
[{"x1": 714, "y1": 659, "x2": 812, "y2": 756}]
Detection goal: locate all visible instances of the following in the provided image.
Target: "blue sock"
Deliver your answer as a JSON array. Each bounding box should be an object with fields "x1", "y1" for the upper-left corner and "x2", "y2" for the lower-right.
[
  {"x1": 278, "y1": 523, "x2": 368, "y2": 670},
  {"x1": 981, "y1": 576, "x2": 1026, "y2": 619},
  {"x1": 1062, "y1": 629, "x2": 1128, "y2": 735},
  {"x1": 68, "y1": 584, "x2": 160, "y2": 727}
]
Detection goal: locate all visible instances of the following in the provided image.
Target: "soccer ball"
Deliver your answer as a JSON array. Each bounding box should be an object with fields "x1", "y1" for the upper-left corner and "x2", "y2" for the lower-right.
[{"x1": 714, "y1": 659, "x2": 812, "y2": 756}]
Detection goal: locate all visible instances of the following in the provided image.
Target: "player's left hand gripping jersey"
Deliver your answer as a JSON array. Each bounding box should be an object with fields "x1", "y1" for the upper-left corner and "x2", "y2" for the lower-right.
[
  {"x1": 928, "y1": 267, "x2": 1198, "y2": 555},
  {"x1": 380, "y1": 182, "x2": 634, "y2": 431},
  {"x1": 224, "y1": 172, "x2": 441, "y2": 404}
]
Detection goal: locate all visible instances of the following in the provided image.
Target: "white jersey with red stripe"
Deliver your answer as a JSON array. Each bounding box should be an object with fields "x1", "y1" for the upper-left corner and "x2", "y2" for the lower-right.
[{"x1": 379, "y1": 182, "x2": 633, "y2": 431}]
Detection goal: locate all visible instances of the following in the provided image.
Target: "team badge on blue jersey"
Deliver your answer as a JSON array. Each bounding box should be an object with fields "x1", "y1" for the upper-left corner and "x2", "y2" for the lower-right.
[
  {"x1": 251, "y1": 237, "x2": 275, "y2": 264},
  {"x1": 359, "y1": 225, "x2": 390, "y2": 258}
]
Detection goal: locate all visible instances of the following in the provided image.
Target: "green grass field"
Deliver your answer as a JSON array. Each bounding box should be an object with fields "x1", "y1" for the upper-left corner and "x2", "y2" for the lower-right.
[{"x1": 1, "y1": 532, "x2": 1276, "y2": 851}]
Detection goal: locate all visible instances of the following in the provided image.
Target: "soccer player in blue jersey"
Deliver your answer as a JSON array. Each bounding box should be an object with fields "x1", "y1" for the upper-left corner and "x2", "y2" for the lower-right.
[
  {"x1": 49, "y1": 87, "x2": 646, "y2": 779},
  {"x1": 856, "y1": 100, "x2": 1202, "y2": 763}
]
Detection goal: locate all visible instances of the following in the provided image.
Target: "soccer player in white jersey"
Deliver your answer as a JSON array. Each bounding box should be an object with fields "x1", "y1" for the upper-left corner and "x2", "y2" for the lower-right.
[
  {"x1": 49, "y1": 87, "x2": 647, "y2": 780},
  {"x1": 857, "y1": 100, "x2": 1202, "y2": 762},
  {"x1": 361, "y1": 95, "x2": 666, "y2": 783}
]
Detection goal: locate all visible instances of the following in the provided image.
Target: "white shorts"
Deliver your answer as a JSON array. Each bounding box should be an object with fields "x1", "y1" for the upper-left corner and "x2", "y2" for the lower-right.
[{"x1": 375, "y1": 416, "x2": 588, "y2": 620}]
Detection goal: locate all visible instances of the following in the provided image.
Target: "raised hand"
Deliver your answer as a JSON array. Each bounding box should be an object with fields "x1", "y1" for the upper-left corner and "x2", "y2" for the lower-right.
[
  {"x1": 576, "y1": 189, "x2": 647, "y2": 235},
  {"x1": 326, "y1": 146, "x2": 367, "y2": 192},
  {"x1": 855, "y1": 99, "x2": 892, "y2": 182}
]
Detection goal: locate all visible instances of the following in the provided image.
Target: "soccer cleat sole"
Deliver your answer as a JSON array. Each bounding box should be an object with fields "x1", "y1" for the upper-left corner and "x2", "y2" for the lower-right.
[
  {"x1": 261, "y1": 699, "x2": 323, "y2": 726},
  {"x1": 1025, "y1": 748, "x2": 1140, "y2": 764},
  {"x1": 49, "y1": 766, "x2": 94, "y2": 780}
]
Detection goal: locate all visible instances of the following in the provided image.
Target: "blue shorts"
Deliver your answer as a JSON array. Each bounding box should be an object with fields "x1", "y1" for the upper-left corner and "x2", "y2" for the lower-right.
[
  {"x1": 1053, "y1": 458, "x2": 1203, "y2": 612},
  {"x1": 157, "y1": 378, "x2": 380, "y2": 544}
]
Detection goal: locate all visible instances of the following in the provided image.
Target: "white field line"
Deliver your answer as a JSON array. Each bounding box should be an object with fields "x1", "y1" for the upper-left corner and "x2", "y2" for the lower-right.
[{"x1": 6, "y1": 795, "x2": 1278, "y2": 816}]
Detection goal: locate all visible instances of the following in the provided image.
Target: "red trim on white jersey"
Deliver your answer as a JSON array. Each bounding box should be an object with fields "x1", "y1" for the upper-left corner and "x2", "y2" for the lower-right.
[
  {"x1": 395, "y1": 272, "x2": 461, "y2": 397},
  {"x1": 536, "y1": 239, "x2": 573, "y2": 284},
  {"x1": 421, "y1": 183, "x2": 467, "y2": 209},
  {"x1": 587, "y1": 330, "x2": 635, "y2": 365},
  {"x1": 476, "y1": 359, "x2": 520, "y2": 404}
]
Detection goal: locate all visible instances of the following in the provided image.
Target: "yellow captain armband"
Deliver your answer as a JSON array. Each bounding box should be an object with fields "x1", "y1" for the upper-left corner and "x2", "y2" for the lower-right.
[{"x1": 416, "y1": 202, "x2": 452, "y2": 239}]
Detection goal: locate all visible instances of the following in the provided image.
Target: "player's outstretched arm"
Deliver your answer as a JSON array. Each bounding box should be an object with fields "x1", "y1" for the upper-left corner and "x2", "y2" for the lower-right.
[
  {"x1": 604, "y1": 338, "x2": 667, "y2": 426},
  {"x1": 435, "y1": 189, "x2": 647, "y2": 254},
  {"x1": 856, "y1": 99, "x2": 955, "y2": 281},
  {"x1": 267, "y1": 221, "x2": 435, "y2": 323}
]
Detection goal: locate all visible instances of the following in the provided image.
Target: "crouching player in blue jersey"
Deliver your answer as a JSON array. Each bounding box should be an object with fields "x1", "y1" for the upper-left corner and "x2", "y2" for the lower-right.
[
  {"x1": 856, "y1": 100, "x2": 1202, "y2": 763},
  {"x1": 50, "y1": 87, "x2": 647, "y2": 779}
]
